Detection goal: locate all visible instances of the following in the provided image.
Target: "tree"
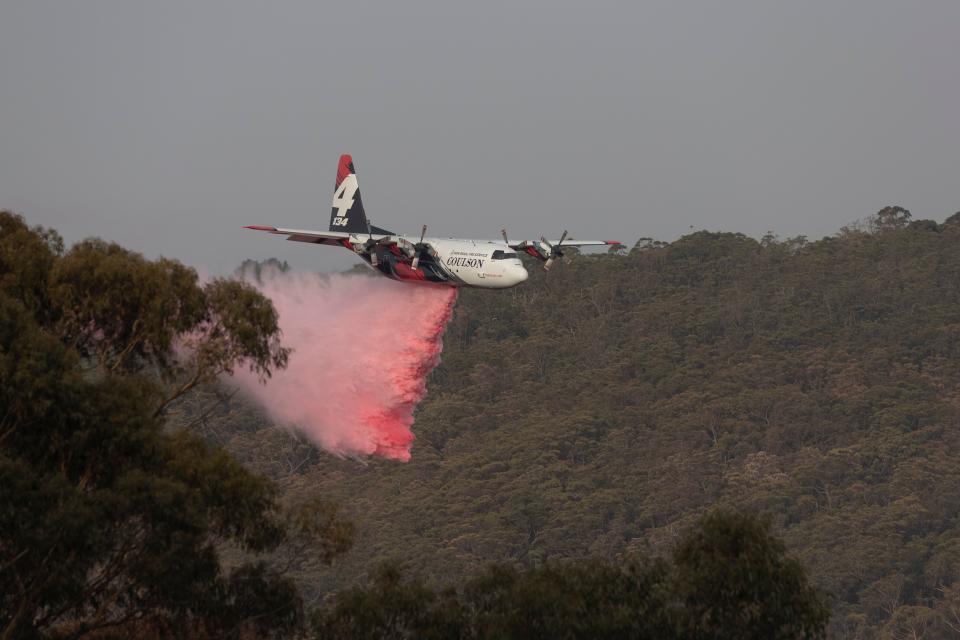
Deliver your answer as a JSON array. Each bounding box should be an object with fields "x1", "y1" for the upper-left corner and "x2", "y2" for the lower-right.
[
  {"x1": 876, "y1": 206, "x2": 912, "y2": 231},
  {"x1": 0, "y1": 211, "x2": 311, "y2": 638},
  {"x1": 631, "y1": 237, "x2": 668, "y2": 253},
  {"x1": 45, "y1": 235, "x2": 289, "y2": 415},
  {"x1": 312, "y1": 562, "x2": 455, "y2": 640},
  {"x1": 672, "y1": 511, "x2": 829, "y2": 640},
  {"x1": 461, "y1": 560, "x2": 672, "y2": 639},
  {"x1": 311, "y1": 512, "x2": 826, "y2": 638}
]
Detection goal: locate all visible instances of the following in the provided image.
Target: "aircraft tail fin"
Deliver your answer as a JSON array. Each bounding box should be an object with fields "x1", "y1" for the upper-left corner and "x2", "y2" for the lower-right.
[{"x1": 329, "y1": 154, "x2": 370, "y2": 234}]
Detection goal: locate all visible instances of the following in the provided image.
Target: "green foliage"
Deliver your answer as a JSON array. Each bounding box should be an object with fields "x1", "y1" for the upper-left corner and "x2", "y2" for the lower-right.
[
  {"x1": 875, "y1": 205, "x2": 912, "y2": 231},
  {"x1": 9, "y1": 205, "x2": 960, "y2": 637},
  {"x1": 311, "y1": 511, "x2": 825, "y2": 639},
  {"x1": 672, "y1": 511, "x2": 829, "y2": 639},
  {"x1": 217, "y1": 209, "x2": 960, "y2": 639},
  {"x1": 312, "y1": 561, "x2": 453, "y2": 639},
  {"x1": 0, "y1": 211, "x2": 63, "y2": 322},
  {"x1": 0, "y1": 211, "x2": 310, "y2": 638},
  {"x1": 459, "y1": 559, "x2": 673, "y2": 639},
  {"x1": 194, "y1": 277, "x2": 290, "y2": 381},
  {"x1": 284, "y1": 497, "x2": 356, "y2": 566},
  {"x1": 34, "y1": 230, "x2": 291, "y2": 416},
  {"x1": 50, "y1": 238, "x2": 207, "y2": 373},
  {"x1": 210, "y1": 562, "x2": 304, "y2": 639}
]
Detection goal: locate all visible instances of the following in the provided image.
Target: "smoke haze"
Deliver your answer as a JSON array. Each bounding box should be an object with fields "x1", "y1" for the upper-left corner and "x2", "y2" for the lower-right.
[{"x1": 228, "y1": 269, "x2": 457, "y2": 461}]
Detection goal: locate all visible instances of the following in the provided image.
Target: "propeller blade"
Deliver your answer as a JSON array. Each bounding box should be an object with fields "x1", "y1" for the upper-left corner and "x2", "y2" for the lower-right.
[
  {"x1": 360, "y1": 220, "x2": 378, "y2": 265},
  {"x1": 501, "y1": 228, "x2": 509, "y2": 245},
  {"x1": 541, "y1": 231, "x2": 568, "y2": 270},
  {"x1": 409, "y1": 224, "x2": 428, "y2": 270}
]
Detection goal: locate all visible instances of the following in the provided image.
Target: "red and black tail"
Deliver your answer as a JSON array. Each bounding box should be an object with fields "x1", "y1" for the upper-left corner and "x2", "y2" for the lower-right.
[{"x1": 329, "y1": 154, "x2": 369, "y2": 234}]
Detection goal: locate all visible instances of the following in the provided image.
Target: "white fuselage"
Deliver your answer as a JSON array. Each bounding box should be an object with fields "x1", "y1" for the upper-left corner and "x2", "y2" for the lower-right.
[
  {"x1": 351, "y1": 234, "x2": 529, "y2": 289},
  {"x1": 431, "y1": 238, "x2": 529, "y2": 288}
]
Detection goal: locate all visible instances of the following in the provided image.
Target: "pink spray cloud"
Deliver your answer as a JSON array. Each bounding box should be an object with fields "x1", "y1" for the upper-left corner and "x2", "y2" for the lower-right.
[{"x1": 227, "y1": 269, "x2": 458, "y2": 461}]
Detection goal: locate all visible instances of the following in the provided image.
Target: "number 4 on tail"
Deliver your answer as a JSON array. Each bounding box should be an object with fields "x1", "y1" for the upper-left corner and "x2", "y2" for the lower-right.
[{"x1": 332, "y1": 174, "x2": 358, "y2": 226}]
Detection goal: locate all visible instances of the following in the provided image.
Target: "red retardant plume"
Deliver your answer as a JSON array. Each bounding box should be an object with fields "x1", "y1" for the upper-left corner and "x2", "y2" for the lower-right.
[{"x1": 228, "y1": 269, "x2": 457, "y2": 461}]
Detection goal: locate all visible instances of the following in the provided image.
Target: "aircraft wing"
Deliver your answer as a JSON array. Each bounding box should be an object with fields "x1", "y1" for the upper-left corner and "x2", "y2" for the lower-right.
[
  {"x1": 507, "y1": 239, "x2": 621, "y2": 250},
  {"x1": 504, "y1": 236, "x2": 622, "y2": 267},
  {"x1": 244, "y1": 226, "x2": 396, "y2": 247}
]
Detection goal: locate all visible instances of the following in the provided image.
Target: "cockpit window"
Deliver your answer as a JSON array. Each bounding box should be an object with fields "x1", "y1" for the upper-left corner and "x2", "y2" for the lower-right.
[{"x1": 491, "y1": 250, "x2": 519, "y2": 260}]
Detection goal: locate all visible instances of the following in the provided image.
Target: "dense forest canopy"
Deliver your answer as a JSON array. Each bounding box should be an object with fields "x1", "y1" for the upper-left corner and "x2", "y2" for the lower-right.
[
  {"x1": 207, "y1": 208, "x2": 960, "y2": 639},
  {"x1": 5, "y1": 207, "x2": 960, "y2": 638}
]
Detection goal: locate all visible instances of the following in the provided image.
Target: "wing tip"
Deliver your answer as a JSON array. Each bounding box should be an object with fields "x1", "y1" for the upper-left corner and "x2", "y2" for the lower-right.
[
  {"x1": 244, "y1": 225, "x2": 278, "y2": 232},
  {"x1": 604, "y1": 240, "x2": 622, "y2": 245}
]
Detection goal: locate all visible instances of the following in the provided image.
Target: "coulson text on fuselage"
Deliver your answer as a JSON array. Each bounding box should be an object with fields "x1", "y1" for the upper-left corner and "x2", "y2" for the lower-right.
[{"x1": 446, "y1": 257, "x2": 485, "y2": 269}]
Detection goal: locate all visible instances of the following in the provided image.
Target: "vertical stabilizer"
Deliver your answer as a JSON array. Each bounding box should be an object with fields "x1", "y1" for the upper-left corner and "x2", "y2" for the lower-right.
[{"x1": 329, "y1": 154, "x2": 369, "y2": 234}]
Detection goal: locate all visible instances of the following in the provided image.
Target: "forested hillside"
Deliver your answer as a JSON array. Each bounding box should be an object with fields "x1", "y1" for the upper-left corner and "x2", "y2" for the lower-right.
[
  {"x1": 212, "y1": 208, "x2": 960, "y2": 639},
  {"x1": 6, "y1": 207, "x2": 960, "y2": 638}
]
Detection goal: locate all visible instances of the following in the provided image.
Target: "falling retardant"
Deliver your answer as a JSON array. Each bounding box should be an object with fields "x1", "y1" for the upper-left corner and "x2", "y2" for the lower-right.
[{"x1": 228, "y1": 269, "x2": 458, "y2": 461}]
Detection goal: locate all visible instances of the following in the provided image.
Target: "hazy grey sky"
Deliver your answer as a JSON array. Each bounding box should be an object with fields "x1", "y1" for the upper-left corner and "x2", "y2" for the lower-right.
[{"x1": 2, "y1": 1, "x2": 958, "y2": 273}]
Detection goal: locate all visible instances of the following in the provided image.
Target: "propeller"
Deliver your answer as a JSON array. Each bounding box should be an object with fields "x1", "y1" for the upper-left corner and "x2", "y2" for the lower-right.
[
  {"x1": 362, "y1": 220, "x2": 381, "y2": 266},
  {"x1": 501, "y1": 228, "x2": 510, "y2": 245},
  {"x1": 363, "y1": 221, "x2": 397, "y2": 267},
  {"x1": 540, "y1": 229, "x2": 568, "y2": 270},
  {"x1": 410, "y1": 224, "x2": 429, "y2": 270}
]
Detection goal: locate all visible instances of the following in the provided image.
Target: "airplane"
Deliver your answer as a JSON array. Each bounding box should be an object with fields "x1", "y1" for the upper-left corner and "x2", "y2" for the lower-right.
[{"x1": 245, "y1": 155, "x2": 621, "y2": 289}]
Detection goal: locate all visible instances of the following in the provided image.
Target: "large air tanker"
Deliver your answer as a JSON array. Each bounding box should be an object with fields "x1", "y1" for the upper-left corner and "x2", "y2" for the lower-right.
[{"x1": 246, "y1": 155, "x2": 621, "y2": 289}]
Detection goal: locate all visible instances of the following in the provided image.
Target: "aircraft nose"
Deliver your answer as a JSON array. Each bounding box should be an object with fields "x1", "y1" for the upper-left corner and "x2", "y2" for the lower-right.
[{"x1": 517, "y1": 265, "x2": 529, "y2": 282}]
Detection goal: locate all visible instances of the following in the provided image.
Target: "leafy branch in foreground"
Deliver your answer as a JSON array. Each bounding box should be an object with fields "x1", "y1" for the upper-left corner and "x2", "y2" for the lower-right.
[{"x1": 0, "y1": 211, "x2": 322, "y2": 639}]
